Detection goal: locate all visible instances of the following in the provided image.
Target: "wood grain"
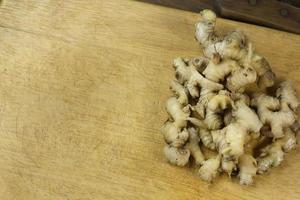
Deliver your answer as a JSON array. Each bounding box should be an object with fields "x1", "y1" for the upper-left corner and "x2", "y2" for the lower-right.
[
  {"x1": 138, "y1": 0, "x2": 215, "y2": 12},
  {"x1": 0, "y1": 0, "x2": 299, "y2": 199},
  {"x1": 216, "y1": 0, "x2": 300, "y2": 34},
  {"x1": 140, "y1": 0, "x2": 300, "y2": 34},
  {"x1": 280, "y1": 0, "x2": 300, "y2": 8}
]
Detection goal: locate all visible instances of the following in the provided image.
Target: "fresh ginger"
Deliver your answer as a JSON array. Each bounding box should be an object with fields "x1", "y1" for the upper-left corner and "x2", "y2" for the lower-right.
[
  {"x1": 164, "y1": 145, "x2": 190, "y2": 166},
  {"x1": 226, "y1": 66, "x2": 257, "y2": 92},
  {"x1": 207, "y1": 90, "x2": 234, "y2": 112},
  {"x1": 221, "y1": 157, "x2": 236, "y2": 176},
  {"x1": 237, "y1": 137, "x2": 261, "y2": 185},
  {"x1": 194, "y1": 89, "x2": 216, "y2": 118},
  {"x1": 173, "y1": 57, "x2": 223, "y2": 98},
  {"x1": 161, "y1": 9, "x2": 299, "y2": 185},
  {"x1": 223, "y1": 110, "x2": 233, "y2": 126},
  {"x1": 170, "y1": 80, "x2": 189, "y2": 105},
  {"x1": 203, "y1": 58, "x2": 240, "y2": 83},
  {"x1": 198, "y1": 155, "x2": 221, "y2": 182},
  {"x1": 189, "y1": 56, "x2": 209, "y2": 73},
  {"x1": 195, "y1": 9, "x2": 276, "y2": 90},
  {"x1": 166, "y1": 97, "x2": 190, "y2": 129},
  {"x1": 238, "y1": 154, "x2": 257, "y2": 185},
  {"x1": 204, "y1": 108, "x2": 223, "y2": 130},
  {"x1": 195, "y1": 10, "x2": 247, "y2": 61},
  {"x1": 245, "y1": 44, "x2": 276, "y2": 90},
  {"x1": 222, "y1": 101, "x2": 262, "y2": 160},
  {"x1": 276, "y1": 81, "x2": 299, "y2": 112},
  {"x1": 291, "y1": 120, "x2": 300, "y2": 132},
  {"x1": 281, "y1": 128, "x2": 297, "y2": 152},
  {"x1": 199, "y1": 129, "x2": 215, "y2": 150},
  {"x1": 257, "y1": 128, "x2": 297, "y2": 174},
  {"x1": 251, "y1": 92, "x2": 296, "y2": 138},
  {"x1": 203, "y1": 90, "x2": 233, "y2": 130},
  {"x1": 231, "y1": 92, "x2": 250, "y2": 105},
  {"x1": 186, "y1": 127, "x2": 205, "y2": 165},
  {"x1": 161, "y1": 121, "x2": 189, "y2": 148},
  {"x1": 211, "y1": 128, "x2": 228, "y2": 155},
  {"x1": 194, "y1": 9, "x2": 218, "y2": 50},
  {"x1": 233, "y1": 101, "x2": 263, "y2": 133}
]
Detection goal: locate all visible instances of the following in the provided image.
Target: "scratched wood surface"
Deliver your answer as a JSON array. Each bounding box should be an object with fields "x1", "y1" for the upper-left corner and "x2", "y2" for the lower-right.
[{"x1": 0, "y1": 0, "x2": 300, "y2": 199}]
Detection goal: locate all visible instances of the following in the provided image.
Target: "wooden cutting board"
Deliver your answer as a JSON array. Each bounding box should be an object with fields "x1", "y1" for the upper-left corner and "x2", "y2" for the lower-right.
[{"x1": 0, "y1": 0, "x2": 300, "y2": 199}]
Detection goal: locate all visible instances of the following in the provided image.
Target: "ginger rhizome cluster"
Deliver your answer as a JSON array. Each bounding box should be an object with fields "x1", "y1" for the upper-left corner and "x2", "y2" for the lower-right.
[{"x1": 161, "y1": 10, "x2": 299, "y2": 185}]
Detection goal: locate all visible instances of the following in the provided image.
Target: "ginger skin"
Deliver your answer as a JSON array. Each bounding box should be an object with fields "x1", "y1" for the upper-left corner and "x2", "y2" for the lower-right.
[
  {"x1": 203, "y1": 58, "x2": 240, "y2": 83},
  {"x1": 164, "y1": 145, "x2": 190, "y2": 166},
  {"x1": 207, "y1": 90, "x2": 233, "y2": 112},
  {"x1": 199, "y1": 129, "x2": 215, "y2": 150},
  {"x1": 251, "y1": 93, "x2": 296, "y2": 138},
  {"x1": 194, "y1": 89, "x2": 216, "y2": 118},
  {"x1": 161, "y1": 121, "x2": 189, "y2": 148},
  {"x1": 204, "y1": 90, "x2": 233, "y2": 130},
  {"x1": 173, "y1": 57, "x2": 223, "y2": 98},
  {"x1": 232, "y1": 93, "x2": 250, "y2": 105},
  {"x1": 276, "y1": 81, "x2": 299, "y2": 112},
  {"x1": 223, "y1": 110, "x2": 233, "y2": 126},
  {"x1": 257, "y1": 128, "x2": 297, "y2": 174},
  {"x1": 189, "y1": 56, "x2": 209, "y2": 73},
  {"x1": 161, "y1": 9, "x2": 299, "y2": 186},
  {"x1": 204, "y1": 109, "x2": 223, "y2": 130},
  {"x1": 166, "y1": 97, "x2": 190, "y2": 129},
  {"x1": 211, "y1": 129, "x2": 228, "y2": 155},
  {"x1": 282, "y1": 128, "x2": 297, "y2": 152},
  {"x1": 170, "y1": 80, "x2": 189, "y2": 105},
  {"x1": 226, "y1": 66, "x2": 257, "y2": 92},
  {"x1": 238, "y1": 154, "x2": 257, "y2": 185},
  {"x1": 186, "y1": 127, "x2": 205, "y2": 165},
  {"x1": 195, "y1": 10, "x2": 247, "y2": 61},
  {"x1": 221, "y1": 157, "x2": 236, "y2": 176},
  {"x1": 237, "y1": 138, "x2": 261, "y2": 185},
  {"x1": 194, "y1": 9, "x2": 217, "y2": 50},
  {"x1": 198, "y1": 155, "x2": 221, "y2": 182},
  {"x1": 223, "y1": 101, "x2": 263, "y2": 159},
  {"x1": 195, "y1": 10, "x2": 275, "y2": 90}
]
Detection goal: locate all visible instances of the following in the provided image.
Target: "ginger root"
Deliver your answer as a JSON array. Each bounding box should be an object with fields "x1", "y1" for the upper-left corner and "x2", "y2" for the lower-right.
[
  {"x1": 161, "y1": 9, "x2": 299, "y2": 185},
  {"x1": 173, "y1": 57, "x2": 223, "y2": 98},
  {"x1": 203, "y1": 58, "x2": 240, "y2": 83},
  {"x1": 238, "y1": 154, "x2": 257, "y2": 185},
  {"x1": 237, "y1": 137, "x2": 261, "y2": 185},
  {"x1": 164, "y1": 145, "x2": 190, "y2": 166},
  {"x1": 277, "y1": 81, "x2": 299, "y2": 112},
  {"x1": 166, "y1": 97, "x2": 190, "y2": 129},
  {"x1": 161, "y1": 121, "x2": 189, "y2": 148},
  {"x1": 198, "y1": 155, "x2": 221, "y2": 182},
  {"x1": 222, "y1": 101, "x2": 262, "y2": 160},
  {"x1": 251, "y1": 91, "x2": 296, "y2": 138},
  {"x1": 257, "y1": 128, "x2": 297, "y2": 174},
  {"x1": 170, "y1": 80, "x2": 189, "y2": 105},
  {"x1": 199, "y1": 129, "x2": 215, "y2": 150},
  {"x1": 186, "y1": 127, "x2": 205, "y2": 165},
  {"x1": 221, "y1": 157, "x2": 236, "y2": 176},
  {"x1": 195, "y1": 10, "x2": 276, "y2": 90}
]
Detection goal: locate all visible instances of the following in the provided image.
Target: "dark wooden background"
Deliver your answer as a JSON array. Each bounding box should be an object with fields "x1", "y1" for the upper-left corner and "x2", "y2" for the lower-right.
[{"x1": 139, "y1": 0, "x2": 300, "y2": 34}]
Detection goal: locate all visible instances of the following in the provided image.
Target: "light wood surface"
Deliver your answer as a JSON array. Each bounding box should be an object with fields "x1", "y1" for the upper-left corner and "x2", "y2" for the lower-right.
[{"x1": 0, "y1": 0, "x2": 300, "y2": 199}]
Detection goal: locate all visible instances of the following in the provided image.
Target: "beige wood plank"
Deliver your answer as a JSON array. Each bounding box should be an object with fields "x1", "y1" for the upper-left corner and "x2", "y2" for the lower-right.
[{"x1": 0, "y1": 0, "x2": 299, "y2": 199}]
